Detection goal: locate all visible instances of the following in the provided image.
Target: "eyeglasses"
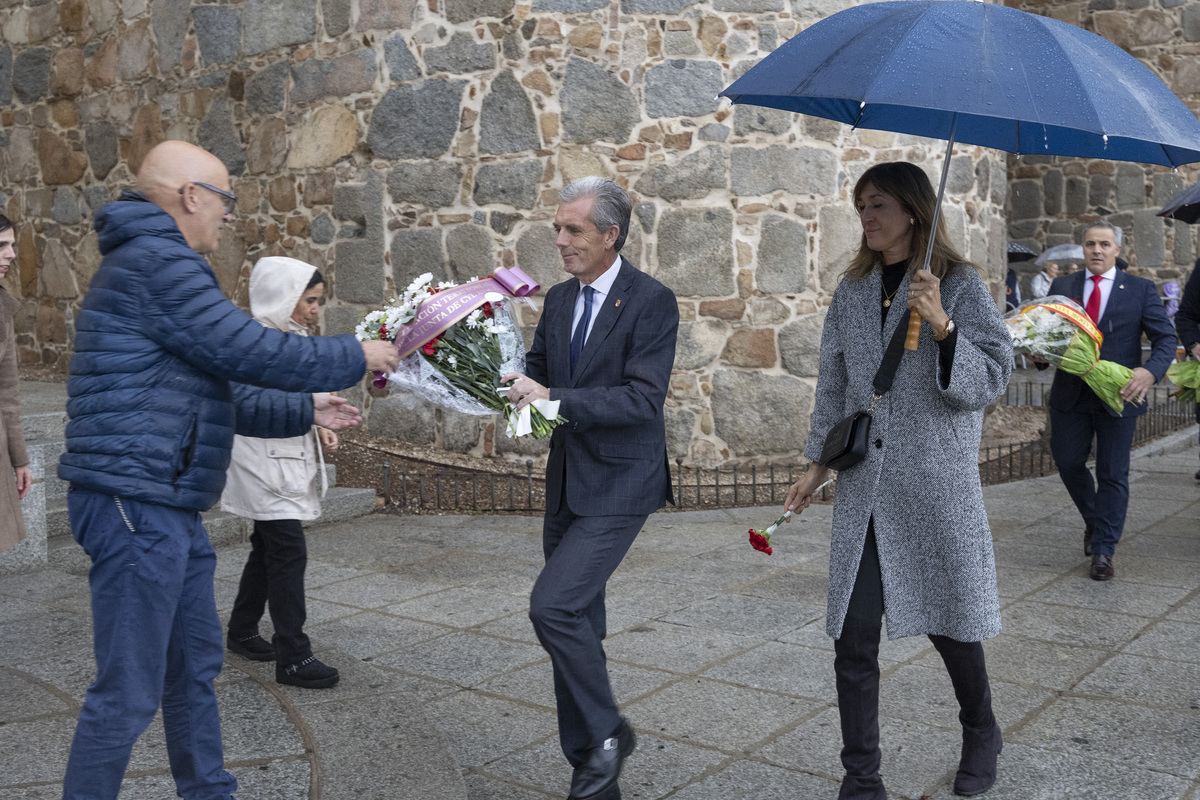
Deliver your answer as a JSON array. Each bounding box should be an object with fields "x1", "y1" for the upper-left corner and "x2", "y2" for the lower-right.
[{"x1": 180, "y1": 182, "x2": 237, "y2": 215}]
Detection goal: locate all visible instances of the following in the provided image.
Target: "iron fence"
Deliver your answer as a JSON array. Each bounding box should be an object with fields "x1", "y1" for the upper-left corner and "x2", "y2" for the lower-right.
[{"x1": 378, "y1": 386, "x2": 1195, "y2": 514}]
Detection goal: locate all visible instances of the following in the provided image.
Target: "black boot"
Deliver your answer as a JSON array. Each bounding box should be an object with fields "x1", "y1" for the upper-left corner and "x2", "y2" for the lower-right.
[
  {"x1": 834, "y1": 619, "x2": 887, "y2": 800},
  {"x1": 929, "y1": 636, "x2": 1002, "y2": 797}
]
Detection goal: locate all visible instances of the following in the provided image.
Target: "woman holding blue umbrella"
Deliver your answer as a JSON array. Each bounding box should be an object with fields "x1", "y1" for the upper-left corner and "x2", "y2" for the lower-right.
[{"x1": 785, "y1": 162, "x2": 1011, "y2": 799}]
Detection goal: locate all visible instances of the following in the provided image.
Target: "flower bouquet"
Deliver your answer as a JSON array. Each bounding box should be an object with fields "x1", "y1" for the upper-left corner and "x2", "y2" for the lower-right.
[
  {"x1": 1166, "y1": 360, "x2": 1200, "y2": 403},
  {"x1": 356, "y1": 270, "x2": 567, "y2": 439},
  {"x1": 1004, "y1": 295, "x2": 1134, "y2": 414}
]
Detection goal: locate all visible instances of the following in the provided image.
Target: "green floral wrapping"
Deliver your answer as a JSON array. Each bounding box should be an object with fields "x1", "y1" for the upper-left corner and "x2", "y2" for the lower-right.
[
  {"x1": 1167, "y1": 360, "x2": 1200, "y2": 403},
  {"x1": 1005, "y1": 296, "x2": 1133, "y2": 415}
]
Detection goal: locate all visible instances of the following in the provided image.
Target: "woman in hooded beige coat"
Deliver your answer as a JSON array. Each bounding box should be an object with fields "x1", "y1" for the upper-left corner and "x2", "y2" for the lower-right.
[
  {"x1": 221, "y1": 256, "x2": 341, "y2": 689},
  {"x1": 0, "y1": 216, "x2": 31, "y2": 553}
]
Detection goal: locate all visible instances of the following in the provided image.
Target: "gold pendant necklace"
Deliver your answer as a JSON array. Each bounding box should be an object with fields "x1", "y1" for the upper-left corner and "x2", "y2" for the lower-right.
[{"x1": 882, "y1": 283, "x2": 900, "y2": 308}]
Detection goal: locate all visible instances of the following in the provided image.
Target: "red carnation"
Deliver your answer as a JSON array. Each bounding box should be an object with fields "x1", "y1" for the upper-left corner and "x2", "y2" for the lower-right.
[
  {"x1": 748, "y1": 530, "x2": 772, "y2": 556},
  {"x1": 379, "y1": 322, "x2": 388, "y2": 340},
  {"x1": 482, "y1": 302, "x2": 494, "y2": 318},
  {"x1": 421, "y1": 337, "x2": 439, "y2": 356}
]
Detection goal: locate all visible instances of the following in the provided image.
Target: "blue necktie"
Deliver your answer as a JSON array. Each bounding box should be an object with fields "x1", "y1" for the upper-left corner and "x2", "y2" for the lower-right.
[{"x1": 570, "y1": 285, "x2": 594, "y2": 376}]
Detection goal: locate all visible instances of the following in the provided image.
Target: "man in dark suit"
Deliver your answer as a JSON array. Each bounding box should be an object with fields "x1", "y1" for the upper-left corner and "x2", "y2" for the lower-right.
[
  {"x1": 503, "y1": 177, "x2": 678, "y2": 800},
  {"x1": 1047, "y1": 221, "x2": 1175, "y2": 581},
  {"x1": 1171, "y1": 257, "x2": 1200, "y2": 480}
]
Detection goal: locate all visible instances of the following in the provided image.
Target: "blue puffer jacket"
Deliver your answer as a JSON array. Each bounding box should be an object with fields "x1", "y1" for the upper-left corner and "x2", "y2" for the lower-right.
[{"x1": 58, "y1": 193, "x2": 367, "y2": 511}]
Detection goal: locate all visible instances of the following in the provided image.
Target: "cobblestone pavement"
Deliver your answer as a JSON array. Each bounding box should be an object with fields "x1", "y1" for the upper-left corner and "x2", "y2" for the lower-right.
[{"x1": 3, "y1": 437, "x2": 1199, "y2": 799}]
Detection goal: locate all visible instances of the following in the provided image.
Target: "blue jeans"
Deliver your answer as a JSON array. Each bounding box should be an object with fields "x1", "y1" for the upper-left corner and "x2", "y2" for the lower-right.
[{"x1": 63, "y1": 489, "x2": 236, "y2": 800}]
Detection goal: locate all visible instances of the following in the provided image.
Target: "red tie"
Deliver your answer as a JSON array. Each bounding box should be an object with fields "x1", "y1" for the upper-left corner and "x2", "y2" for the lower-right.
[{"x1": 1085, "y1": 275, "x2": 1103, "y2": 324}]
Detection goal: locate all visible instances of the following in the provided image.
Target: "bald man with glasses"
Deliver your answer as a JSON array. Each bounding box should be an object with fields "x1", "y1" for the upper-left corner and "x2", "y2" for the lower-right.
[{"x1": 57, "y1": 141, "x2": 400, "y2": 800}]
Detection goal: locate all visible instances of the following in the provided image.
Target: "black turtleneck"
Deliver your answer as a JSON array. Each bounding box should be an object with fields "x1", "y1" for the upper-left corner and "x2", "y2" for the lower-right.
[{"x1": 881, "y1": 258, "x2": 957, "y2": 387}]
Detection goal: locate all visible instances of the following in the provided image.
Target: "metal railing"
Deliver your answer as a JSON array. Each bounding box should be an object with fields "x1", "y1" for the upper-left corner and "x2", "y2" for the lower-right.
[{"x1": 375, "y1": 386, "x2": 1195, "y2": 514}]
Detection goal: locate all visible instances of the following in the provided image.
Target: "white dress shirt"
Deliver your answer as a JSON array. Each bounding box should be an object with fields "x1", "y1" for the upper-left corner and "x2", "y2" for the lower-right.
[
  {"x1": 1081, "y1": 265, "x2": 1118, "y2": 322},
  {"x1": 571, "y1": 255, "x2": 622, "y2": 344}
]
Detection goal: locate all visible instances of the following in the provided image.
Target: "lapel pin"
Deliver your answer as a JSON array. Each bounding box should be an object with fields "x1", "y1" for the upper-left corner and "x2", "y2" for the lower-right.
[
  {"x1": 615, "y1": 299, "x2": 621, "y2": 307},
  {"x1": 1119, "y1": 284, "x2": 1124, "y2": 289}
]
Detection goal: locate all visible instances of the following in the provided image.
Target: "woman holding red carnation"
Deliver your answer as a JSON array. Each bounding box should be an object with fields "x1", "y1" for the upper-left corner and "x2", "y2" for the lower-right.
[{"x1": 784, "y1": 163, "x2": 1011, "y2": 799}]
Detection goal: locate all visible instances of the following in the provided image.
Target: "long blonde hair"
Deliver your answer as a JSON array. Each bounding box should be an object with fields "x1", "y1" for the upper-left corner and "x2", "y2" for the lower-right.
[{"x1": 845, "y1": 162, "x2": 971, "y2": 282}]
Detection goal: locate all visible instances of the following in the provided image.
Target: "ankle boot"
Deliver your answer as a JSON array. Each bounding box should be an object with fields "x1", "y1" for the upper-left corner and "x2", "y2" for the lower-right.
[
  {"x1": 929, "y1": 636, "x2": 1002, "y2": 797},
  {"x1": 834, "y1": 619, "x2": 887, "y2": 800}
]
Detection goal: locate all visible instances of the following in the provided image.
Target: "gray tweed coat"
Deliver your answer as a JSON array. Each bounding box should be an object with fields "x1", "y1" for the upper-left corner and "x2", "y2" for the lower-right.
[{"x1": 804, "y1": 264, "x2": 1011, "y2": 642}]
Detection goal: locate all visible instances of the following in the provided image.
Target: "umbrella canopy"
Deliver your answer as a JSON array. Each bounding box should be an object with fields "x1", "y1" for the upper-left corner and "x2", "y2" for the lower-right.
[
  {"x1": 720, "y1": 1, "x2": 1200, "y2": 167},
  {"x1": 1157, "y1": 180, "x2": 1200, "y2": 224},
  {"x1": 1007, "y1": 242, "x2": 1037, "y2": 263},
  {"x1": 1036, "y1": 244, "x2": 1085, "y2": 266}
]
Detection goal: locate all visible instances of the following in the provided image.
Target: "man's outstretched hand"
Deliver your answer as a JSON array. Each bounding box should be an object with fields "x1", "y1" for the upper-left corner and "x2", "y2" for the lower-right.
[{"x1": 313, "y1": 393, "x2": 362, "y2": 430}]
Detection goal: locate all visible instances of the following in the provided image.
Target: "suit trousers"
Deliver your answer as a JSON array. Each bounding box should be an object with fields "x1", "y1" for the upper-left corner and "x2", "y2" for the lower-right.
[
  {"x1": 529, "y1": 473, "x2": 647, "y2": 767},
  {"x1": 1050, "y1": 395, "x2": 1138, "y2": 557},
  {"x1": 63, "y1": 489, "x2": 236, "y2": 800},
  {"x1": 227, "y1": 518, "x2": 312, "y2": 665}
]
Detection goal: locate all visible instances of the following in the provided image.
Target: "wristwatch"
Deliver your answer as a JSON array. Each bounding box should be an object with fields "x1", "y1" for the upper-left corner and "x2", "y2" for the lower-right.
[{"x1": 932, "y1": 318, "x2": 955, "y2": 342}]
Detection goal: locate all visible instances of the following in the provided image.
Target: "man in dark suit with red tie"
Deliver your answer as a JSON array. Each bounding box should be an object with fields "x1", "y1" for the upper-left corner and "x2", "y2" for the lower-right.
[
  {"x1": 1046, "y1": 221, "x2": 1175, "y2": 581},
  {"x1": 503, "y1": 177, "x2": 678, "y2": 800}
]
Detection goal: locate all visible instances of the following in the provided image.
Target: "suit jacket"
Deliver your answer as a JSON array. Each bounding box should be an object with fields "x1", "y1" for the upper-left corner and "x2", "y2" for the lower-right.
[
  {"x1": 1174, "y1": 258, "x2": 1200, "y2": 351},
  {"x1": 526, "y1": 259, "x2": 678, "y2": 517},
  {"x1": 1047, "y1": 268, "x2": 1175, "y2": 418}
]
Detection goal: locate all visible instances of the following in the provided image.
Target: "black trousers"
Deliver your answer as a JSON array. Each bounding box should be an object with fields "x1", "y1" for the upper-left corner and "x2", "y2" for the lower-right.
[
  {"x1": 529, "y1": 469, "x2": 646, "y2": 767},
  {"x1": 228, "y1": 518, "x2": 311, "y2": 665}
]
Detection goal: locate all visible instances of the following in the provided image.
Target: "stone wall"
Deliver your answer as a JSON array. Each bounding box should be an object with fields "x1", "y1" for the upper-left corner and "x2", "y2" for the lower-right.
[
  {"x1": 0, "y1": 0, "x2": 1006, "y2": 468},
  {"x1": 1004, "y1": 0, "x2": 1200, "y2": 295}
]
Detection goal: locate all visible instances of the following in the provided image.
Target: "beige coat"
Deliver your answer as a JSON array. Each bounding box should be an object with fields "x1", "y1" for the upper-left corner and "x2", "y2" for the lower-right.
[
  {"x1": 0, "y1": 287, "x2": 28, "y2": 551},
  {"x1": 219, "y1": 258, "x2": 326, "y2": 522}
]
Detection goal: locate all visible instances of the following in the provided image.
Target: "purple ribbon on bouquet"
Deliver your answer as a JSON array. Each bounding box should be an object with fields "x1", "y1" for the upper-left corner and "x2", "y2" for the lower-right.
[{"x1": 390, "y1": 267, "x2": 540, "y2": 361}]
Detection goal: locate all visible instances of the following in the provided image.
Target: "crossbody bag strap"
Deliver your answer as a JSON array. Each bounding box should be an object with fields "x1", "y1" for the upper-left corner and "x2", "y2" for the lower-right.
[{"x1": 870, "y1": 308, "x2": 913, "y2": 403}]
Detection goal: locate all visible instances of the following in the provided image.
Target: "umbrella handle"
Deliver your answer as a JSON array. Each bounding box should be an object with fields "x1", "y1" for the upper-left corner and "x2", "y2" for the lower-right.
[{"x1": 904, "y1": 310, "x2": 921, "y2": 350}]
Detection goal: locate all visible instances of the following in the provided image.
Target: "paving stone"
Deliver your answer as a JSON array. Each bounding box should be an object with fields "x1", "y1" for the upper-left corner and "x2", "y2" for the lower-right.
[
  {"x1": 877, "y1": 663, "x2": 1053, "y2": 732},
  {"x1": 427, "y1": 688, "x2": 556, "y2": 767},
  {"x1": 384, "y1": 585, "x2": 529, "y2": 628},
  {"x1": 1027, "y1": 575, "x2": 1190, "y2": 618},
  {"x1": 668, "y1": 755, "x2": 840, "y2": 799},
  {"x1": 0, "y1": 669, "x2": 72, "y2": 722},
  {"x1": 702, "y1": 641, "x2": 836, "y2": 701},
  {"x1": 1074, "y1": 653, "x2": 1200, "y2": 709},
  {"x1": 664, "y1": 594, "x2": 821, "y2": 640},
  {"x1": 999, "y1": 599, "x2": 1148, "y2": 649},
  {"x1": 309, "y1": 571, "x2": 447, "y2": 609},
  {"x1": 374, "y1": 630, "x2": 544, "y2": 686},
  {"x1": 922, "y1": 635, "x2": 1107, "y2": 692},
  {"x1": 306, "y1": 610, "x2": 448, "y2": 659},
  {"x1": 604, "y1": 621, "x2": 760, "y2": 674}
]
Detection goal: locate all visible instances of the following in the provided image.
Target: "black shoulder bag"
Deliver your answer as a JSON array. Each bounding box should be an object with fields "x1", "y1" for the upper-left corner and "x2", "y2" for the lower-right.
[{"x1": 816, "y1": 309, "x2": 911, "y2": 471}]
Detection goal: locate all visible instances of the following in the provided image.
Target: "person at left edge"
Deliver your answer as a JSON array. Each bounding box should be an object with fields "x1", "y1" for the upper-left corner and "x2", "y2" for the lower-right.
[
  {"x1": 56, "y1": 140, "x2": 400, "y2": 800},
  {"x1": 502, "y1": 176, "x2": 679, "y2": 800}
]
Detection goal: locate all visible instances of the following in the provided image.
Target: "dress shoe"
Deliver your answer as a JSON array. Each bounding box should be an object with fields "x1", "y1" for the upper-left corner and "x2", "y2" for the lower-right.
[
  {"x1": 569, "y1": 720, "x2": 636, "y2": 800},
  {"x1": 227, "y1": 633, "x2": 274, "y2": 662},
  {"x1": 276, "y1": 656, "x2": 339, "y2": 689},
  {"x1": 1089, "y1": 553, "x2": 1114, "y2": 581},
  {"x1": 1083, "y1": 524, "x2": 1094, "y2": 557},
  {"x1": 1195, "y1": 467, "x2": 1200, "y2": 481}
]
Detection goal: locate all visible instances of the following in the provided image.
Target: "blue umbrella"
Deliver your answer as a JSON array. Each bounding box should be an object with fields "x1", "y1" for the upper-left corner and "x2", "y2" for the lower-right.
[
  {"x1": 1157, "y1": 181, "x2": 1200, "y2": 225},
  {"x1": 719, "y1": 0, "x2": 1200, "y2": 347}
]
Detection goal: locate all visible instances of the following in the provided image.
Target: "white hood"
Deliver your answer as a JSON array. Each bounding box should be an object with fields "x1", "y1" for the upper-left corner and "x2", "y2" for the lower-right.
[{"x1": 249, "y1": 256, "x2": 319, "y2": 332}]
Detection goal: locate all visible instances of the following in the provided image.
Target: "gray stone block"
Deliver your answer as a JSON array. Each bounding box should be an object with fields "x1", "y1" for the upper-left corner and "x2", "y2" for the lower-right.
[
  {"x1": 384, "y1": 34, "x2": 421, "y2": 82},
  {"x1": 332, "y1": 172, "x2": 384, "y2": 304},
  {"x1": 369, "y1": 391, "x2": 438, "y2": 445},
  {"x1": 698, "y1": 123, "x2": 729, "y2": 142},
  {"x1": 314, "y1": 487, "x2": 378, "y2": 524},
  {"x1": 1116, "y1": 173, "x2": 1144, "y2": 210},
  {"x1": 441, "y1": 408, "x2": 482, "y2": 453},
  {"x1": 51, "y1": 189, "x2": 82, "y2": 225},
  {"x1": 502, "y1": 32, "x2": 524, "y2": 61},
  {"x1": 714, "y1": 0, "x2": 782, "y2": 9},
  {"x1": 1132, "y1": 209, "x2": 1165, "y2": 268},
  {"x1": 733, "y1": 103, "x2": 792, "y2": 136},
  {"x1": 311, "y1": 213, "x2": 335, "y2": 244},
  {"x1": 392, "y1": 229, "x2": 450, "y2": 288},
  {"x1": 151, "y1": 0, "x2": 191, "y2": 71},
  {"x1": 388, "y1": 162, "x2": 463, "y2": 207},
  {"x1": 290, "y1": 49, "x2": 375, "y2": 105},
  {"x1": 322, "y1": 0, "x2": 351, "y2": 37},
  {"x1": 664, "y1": 407, "x2": 694, "y2": 461},
  {"x1": 674, "y1": 319, "x2": 727, "y2": 370},
  {"x1": 756, "y1": 214, "x2": 808, "y2": 294},
  {"x1": 1008, "y1": 179, "x2": 1043, "y2": 221},
  {"x1": 84, "y1": 186, "x2": 111, "y2": 211},
  {"x1": 561, "y1": 58, "x2": 637, "y2": 144},
  {"x1": 1185, "y1": 2, "x2": 1200, "y2": 41},
  {"x1": 245, "y1": 61, "x2": 288, "y2": 116},
  {"x1": 663, "y1": 30, "x2": 700, "y2": 57},
  {"x1": 645, "y1": 59, "x2": 721, "y2": 119},
  {"x1": 711, "y1": 369, "x2": 813, "y2": 456},
  {"x1": 1089, "y1": 175, "x2": 1113, "y2": 209},
  {"x1": 779, "y1": 310, "x2": 826, "y2": 378},
  {"x1": 322, "y1": 303, "x2": 363, "y2": 336},
  {"x1": 656, "y1": 208, "x2": 735, "y2": 297},
  {"x1": 1154, "y1": 172, "x2": 1185, "y2": 206},
  {"x1": 731, "y1": 145, "x2": 836, "y2": 197},
  {"x1": 535, "y1": 0, "x2": 605, "y2": 9},
  {"x1": 367, "y1": 80, "x2": 466, "y2": 159},
  {"x1": 85, "y1": 121, "x2": 119, "y2": 181},
  {"x1": 621, "y1": 0, "x2": 694, "y2": 11},
  {"x1": 197, "y1": 98, "x2": 245, "y2": 176},
  {"x1": 758, "y1": 23, "x2": 778, "y2": 52},
  {"x1": 446, "y1": 0, "x2": 515, "y2": 23},
  {"x1": 1041, "y1": 169, "x2": 1062, "y2": 215},
  {"x1": 242, "y1": 0, "x2": 317, "y2": 56},
  {"x1": 514, "y1": 225, "x2": 565, "y2": 292},
  {"x1": 1174, "y1": 223, "x2": 1194, "y2": 266},
  {"x1": 634, "y1": 202, "x2": 656, "y2": 234},
  {"x1": 13, "y1": 47, "x2": 51, "y2": 104},
  {"x1": 0, "y1": 47, "x2": 11, "y2": 107},
  {"x1": 446, "y1": 224, "x2": 495, "y2": 280},
  {"x1": 425, "y1": 31, "x2": 496, "y2": 75},
  {"x1": 1065, "y1": 176, "x2": 1088, "y2": 215},
  {"x1": 635, "y1": 146, "x2": 726, "y2": 202},
  {"x1": 480, "y1": 71, "x2": 539, "y2": 155},
  {"x1": 194, "y1": 7, "x2": 241, "y2": 64},
  {"x1": 473, "y1": 161, "x2": 542, "y2": 209}
]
